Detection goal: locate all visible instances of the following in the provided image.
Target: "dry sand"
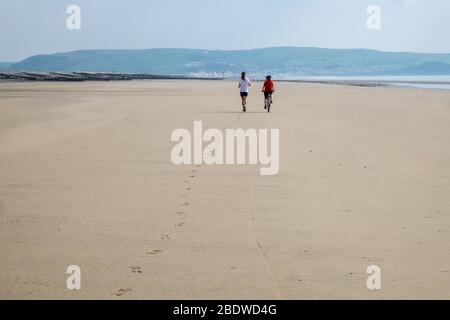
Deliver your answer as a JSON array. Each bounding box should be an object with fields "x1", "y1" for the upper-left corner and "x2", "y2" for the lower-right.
[{"x1": 0, "y1": 80, "x2": 449, "y2": 299}]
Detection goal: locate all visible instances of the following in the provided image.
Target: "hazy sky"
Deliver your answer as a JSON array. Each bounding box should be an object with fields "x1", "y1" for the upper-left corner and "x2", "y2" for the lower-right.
[{"x1": 1, "y1": 0, "x2": 449, "y2": 61}]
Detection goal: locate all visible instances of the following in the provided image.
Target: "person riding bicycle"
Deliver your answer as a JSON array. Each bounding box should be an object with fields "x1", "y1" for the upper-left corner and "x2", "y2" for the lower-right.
[{"x1": 262, "y1": 75, "x2": 274, "y2": 110}]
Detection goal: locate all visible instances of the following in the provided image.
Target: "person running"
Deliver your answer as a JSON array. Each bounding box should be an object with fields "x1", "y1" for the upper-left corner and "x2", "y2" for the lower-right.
[
  {"x1": 262, "y1": 75, "x2": 274, "y2": 111},
  {"x1": 238, "y1": 72, "x2": 251, "y2": 112}
]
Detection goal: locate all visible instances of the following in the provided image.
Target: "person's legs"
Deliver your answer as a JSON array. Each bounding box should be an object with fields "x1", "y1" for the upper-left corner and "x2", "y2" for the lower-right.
[
  {"x1": 241, "y1": 93, "x2": 247, "y2": 111},
  {"x1": 264, "y1": 92, "x2": 269, "y2": 109}
]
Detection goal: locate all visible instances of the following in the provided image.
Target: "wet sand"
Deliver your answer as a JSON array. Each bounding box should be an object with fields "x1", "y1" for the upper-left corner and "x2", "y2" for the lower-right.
[{"x1": 0, "y1": 80, "x2": 449, "y2": 299}]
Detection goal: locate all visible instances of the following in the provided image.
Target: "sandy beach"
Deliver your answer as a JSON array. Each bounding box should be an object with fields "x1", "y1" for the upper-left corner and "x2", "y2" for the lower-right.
[{"x1": 0, "y1": 80, "x2": 449, "y2": 299}]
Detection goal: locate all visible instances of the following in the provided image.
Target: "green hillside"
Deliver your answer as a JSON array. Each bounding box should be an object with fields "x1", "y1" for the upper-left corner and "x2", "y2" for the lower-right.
[
  {"x1": 9, "y1": 47, "x2": 450, "y2": 76},
  {"x1": 0, "y1": 62, "x2": 13, "y2": 71}
]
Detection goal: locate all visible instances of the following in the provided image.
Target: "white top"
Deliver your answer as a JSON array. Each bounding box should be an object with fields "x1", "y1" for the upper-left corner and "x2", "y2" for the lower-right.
[{"x1": 239, "y1": 78, "x2": 251, "y2": 93}]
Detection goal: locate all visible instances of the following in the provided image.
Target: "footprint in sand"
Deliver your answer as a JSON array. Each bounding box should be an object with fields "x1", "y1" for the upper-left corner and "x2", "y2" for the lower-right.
[
  {"x1": 161, "y1": 234, "x2": 170, "y2": 240},
  {"x1": 131, "y1": 266, "x2": 143, "y2": 274},
  {"x1": 186, "y1": 187, "x2": 192, "y2": 191},
  {"x1": 147, "y1": 249, "x2": 163, "y2": 255},
  {"x1": 176, "y1": 211, "x2": 186, "y2": 215},
  {"x1": 174, "y1": 222, "x2": 186, "y2": 227},
  {"x1": 114, "y1": 288, "x2": 131, "y2": 297},
  {"x1": 182, "y1": 202, "x2": 190, "y2": 207}
]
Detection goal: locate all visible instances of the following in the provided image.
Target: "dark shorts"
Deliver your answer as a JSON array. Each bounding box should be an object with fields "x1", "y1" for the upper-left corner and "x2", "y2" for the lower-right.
[
  {"x1": 240, "y1": 92, "x2": 248, "y2": 97},
  {"x1": 264, "y1": 91, "x2": 273, "y2": 99}
]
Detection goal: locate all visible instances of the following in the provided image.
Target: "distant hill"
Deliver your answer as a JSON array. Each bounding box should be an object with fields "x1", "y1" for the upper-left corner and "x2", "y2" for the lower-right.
[
  {"x1": 0, "y1": 62, "x2": 13, "y2": 71},
  {"x1": 9, "y1": 47, "x2": 450, "y2": 76}
]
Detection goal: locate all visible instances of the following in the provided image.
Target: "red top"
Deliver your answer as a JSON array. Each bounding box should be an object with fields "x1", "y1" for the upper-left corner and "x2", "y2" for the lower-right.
[{"x1": 262, "y1": 80, "x2": 274, "y2": 92}]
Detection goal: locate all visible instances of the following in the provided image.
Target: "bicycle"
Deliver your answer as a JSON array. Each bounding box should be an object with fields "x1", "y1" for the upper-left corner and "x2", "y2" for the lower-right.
[{"x1": 264, "y1": 92, "x2": 273, "y2": 113}]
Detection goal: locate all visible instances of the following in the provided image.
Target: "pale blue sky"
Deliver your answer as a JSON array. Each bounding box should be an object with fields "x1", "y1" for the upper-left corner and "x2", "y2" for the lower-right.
[{"x1": 1, "y1": 0, "x2": 449, "y2": 61}]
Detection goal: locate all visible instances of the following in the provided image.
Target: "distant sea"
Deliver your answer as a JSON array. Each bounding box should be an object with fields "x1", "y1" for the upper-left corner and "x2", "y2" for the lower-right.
[{"x1": 283, "y1": 75, "x2": 450, "y2": 90}]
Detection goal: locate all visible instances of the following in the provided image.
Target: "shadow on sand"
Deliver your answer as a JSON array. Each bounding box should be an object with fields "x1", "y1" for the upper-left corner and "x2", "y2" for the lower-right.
[{"x1": 197, "y1": 111, "x2": 269, "y2": 114}]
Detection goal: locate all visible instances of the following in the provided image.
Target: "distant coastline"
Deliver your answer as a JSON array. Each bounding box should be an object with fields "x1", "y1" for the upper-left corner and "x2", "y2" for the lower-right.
[
  {"x1": 2, "y1": 71, "x2": 450, "y2": 90},
  {"x1": 5, "y1": 47, "x2": 450, "y2": 77},
  {"x1": 0, "y1": 71, "x2": 224, "y2": 82},
  {"x1": 278, "y1": 76, "x2": 450, "y2": 90}
]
